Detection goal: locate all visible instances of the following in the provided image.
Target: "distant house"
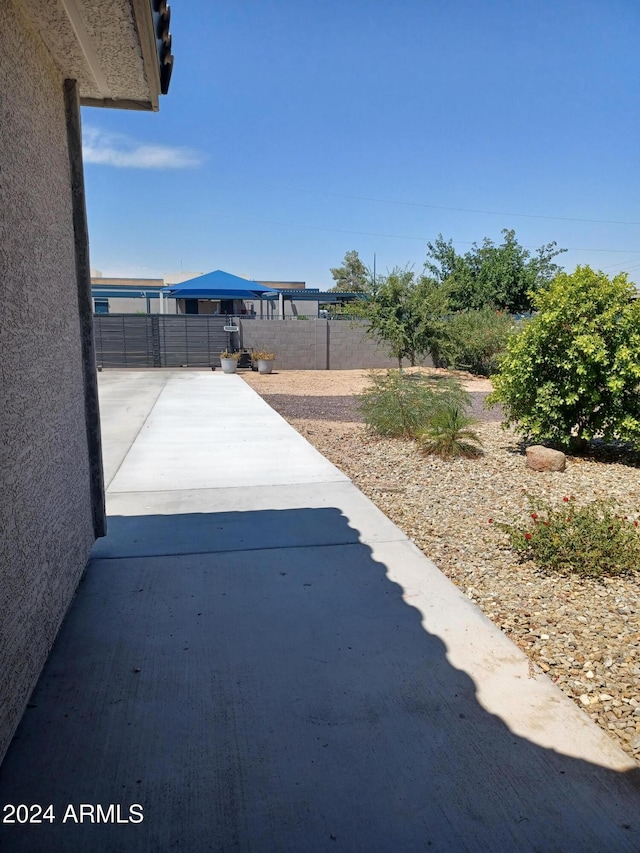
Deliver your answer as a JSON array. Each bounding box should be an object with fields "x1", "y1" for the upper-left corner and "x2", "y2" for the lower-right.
[
  {"x1": 91, "y1": 272, "x2": 361, "y2": 317},
  {"x1": 1, "y1": 0, "x2": 173, "y2": 763},
  {"x1": 91, "y1": 277, "x2": 167, "y2": 314}
]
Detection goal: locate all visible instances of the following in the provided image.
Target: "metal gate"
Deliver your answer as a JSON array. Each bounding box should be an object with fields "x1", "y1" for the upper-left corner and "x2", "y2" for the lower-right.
[{"x1": 93, "y1": 314, "x2": 231, "y2": 368}]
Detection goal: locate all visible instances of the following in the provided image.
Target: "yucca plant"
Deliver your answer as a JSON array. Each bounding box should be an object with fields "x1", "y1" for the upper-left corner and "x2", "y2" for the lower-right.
[{"x1": 417, "y1": 404, "x2": 483, "y2": 458}]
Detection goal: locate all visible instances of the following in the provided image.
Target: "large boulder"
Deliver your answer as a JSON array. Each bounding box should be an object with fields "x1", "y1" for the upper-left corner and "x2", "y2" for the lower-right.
[{"x1": 526, "y1": 445, "x2": 566, "y2": 472}]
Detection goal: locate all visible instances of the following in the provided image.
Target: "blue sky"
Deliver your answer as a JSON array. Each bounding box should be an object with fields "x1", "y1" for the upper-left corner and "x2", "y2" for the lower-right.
[{"x1": 82, "y1": 0, "x2": 640, "y2": 288}]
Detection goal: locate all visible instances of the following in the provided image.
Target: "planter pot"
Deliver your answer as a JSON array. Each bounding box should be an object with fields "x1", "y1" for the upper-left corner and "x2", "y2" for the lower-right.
[
  {"x1": 257, "y1": 359, "x2": 274, "y2": 375},
  {"x1": 220, "y1": 358, "x2": 238, "y2": 374}
]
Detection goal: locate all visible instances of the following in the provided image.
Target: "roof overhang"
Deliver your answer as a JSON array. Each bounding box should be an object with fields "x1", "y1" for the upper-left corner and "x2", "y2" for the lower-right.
[
  {"x1": 92, "y1": 287, "x2": 163, "y2": 298},
  {"x1": 18, "y1": 0, "x2": 172, "y2": 111},
  {"x1": 276, "y1": 291, "x2": 367, "y2": 303},
  {"x1": 162, "y1": 288, "x2": 280, "y2": 300}
]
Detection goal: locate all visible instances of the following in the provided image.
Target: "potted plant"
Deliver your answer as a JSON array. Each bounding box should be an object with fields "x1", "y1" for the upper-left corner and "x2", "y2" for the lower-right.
[
  {"x1": 252, "y1": 350, "x2": 276, "y2": 375},
  {"x1": 219, "y1": 350, "x2": 240, "y2": 374}
]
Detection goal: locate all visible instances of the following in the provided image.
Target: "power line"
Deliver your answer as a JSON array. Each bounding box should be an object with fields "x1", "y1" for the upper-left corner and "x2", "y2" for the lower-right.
[
  {"x1": 207, "y1": 211, "x2": 640, "y2": 254},
  {"x1": 277, "y1": 183, "x2": 640, "y2": 228},
  {"x1": 599, "y1": 255, "x2": 640, "y2": 270}
]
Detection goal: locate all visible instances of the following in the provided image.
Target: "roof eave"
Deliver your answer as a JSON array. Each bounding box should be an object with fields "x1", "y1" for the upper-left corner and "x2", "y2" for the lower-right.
[
  {"x1": 129, "y1": 0, "x2": 161, "y2": 112},
  {"x1": 23, "y1": 0, "x2": 167, "y2": 113},
  {"x1": 79, "y1": 0, "x2": 162, "y2": 112},
  {"x1": 80, "y1": 96, "x2": 157, "y2": 112}
]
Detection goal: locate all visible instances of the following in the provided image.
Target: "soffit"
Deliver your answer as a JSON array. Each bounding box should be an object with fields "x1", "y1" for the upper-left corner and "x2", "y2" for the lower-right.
[{"x1": 19, "y1": 0, "x2": 163, "y2": 111}]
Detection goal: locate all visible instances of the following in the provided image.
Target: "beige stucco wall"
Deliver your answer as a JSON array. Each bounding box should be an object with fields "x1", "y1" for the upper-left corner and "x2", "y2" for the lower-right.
[
  {"x1": 0, "y1": 2, "x2": 96, "y2": 762},
  {"x1": 95, "y1": 295, "x2": 176, "y2": 314}
]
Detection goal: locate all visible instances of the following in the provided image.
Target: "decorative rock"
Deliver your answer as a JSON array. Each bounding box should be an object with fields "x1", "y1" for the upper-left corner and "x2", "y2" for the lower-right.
[{"x1": 525, "y1": 445, "x2": 567, "y2": 472}]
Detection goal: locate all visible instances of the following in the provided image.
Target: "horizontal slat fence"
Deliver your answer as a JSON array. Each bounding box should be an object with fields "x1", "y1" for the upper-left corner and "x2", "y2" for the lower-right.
[
  {"x1": 159, "y1": 315, "x2": 229, "y2": 367},
  {"x1": 93, "y1": 314, "x2": 156, "y2": 367},
  {"x1": 94, "y1": 315, "x2": 231, "y2": 368}
]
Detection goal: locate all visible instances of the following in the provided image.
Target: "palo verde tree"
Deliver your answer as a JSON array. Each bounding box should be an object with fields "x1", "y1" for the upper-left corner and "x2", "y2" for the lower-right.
[
  {"x1": 356, "y1": 267, "x2": 450, "y2": 366},
  {"x1": 329, "y1": 249, "x2": 370, "y2": 292},
  {"x1": 488, "y1": 266, "x2": 640, "y2": 451},
  {"x1": 425, "y1": 229, "x2": 566, "y2": 313}
]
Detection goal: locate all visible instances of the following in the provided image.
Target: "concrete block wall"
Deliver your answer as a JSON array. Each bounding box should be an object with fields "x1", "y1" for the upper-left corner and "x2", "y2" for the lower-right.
[
  {"x1": 0, "y1": 3, "x2": 97, "y2": 763},
  {"x1": 239, "y1": 320, "x2": 432, "y2": 370},
  {"x1": 239, "y1": 320, "x2": 325, "y2": 369},
  {"x1": 326, "y1": 321, "x2": 402, "y2": 369}
]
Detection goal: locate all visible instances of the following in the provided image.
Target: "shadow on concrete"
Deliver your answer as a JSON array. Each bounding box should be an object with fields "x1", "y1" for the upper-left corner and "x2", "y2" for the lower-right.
[{"x1": 0, "y1": 507, "x2": 638, "y2": 852}]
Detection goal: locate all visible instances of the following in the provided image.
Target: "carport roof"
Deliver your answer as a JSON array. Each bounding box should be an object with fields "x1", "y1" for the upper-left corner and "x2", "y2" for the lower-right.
[{"x1": 161, "y1": 270, "x2": 279, "y2": 300}]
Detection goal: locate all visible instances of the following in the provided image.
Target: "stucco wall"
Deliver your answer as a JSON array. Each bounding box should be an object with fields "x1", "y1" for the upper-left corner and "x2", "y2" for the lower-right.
[
  {"x1": 0, "y1": 2, "x2": 96, "y2": 762},
  {"x1": 238, "y1": 320, "x2": 432, "y2": 370}
]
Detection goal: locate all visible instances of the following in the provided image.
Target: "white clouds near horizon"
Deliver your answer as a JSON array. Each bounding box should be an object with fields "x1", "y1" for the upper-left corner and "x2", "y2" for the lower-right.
[{"x1": 82, "y1": 127, "x2": 203, "y2": 169}]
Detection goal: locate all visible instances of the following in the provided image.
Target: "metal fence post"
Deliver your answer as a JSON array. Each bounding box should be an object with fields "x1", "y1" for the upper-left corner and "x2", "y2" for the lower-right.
[{"x1": 151, "y1": 315, "x2": 161, "y2": 367}]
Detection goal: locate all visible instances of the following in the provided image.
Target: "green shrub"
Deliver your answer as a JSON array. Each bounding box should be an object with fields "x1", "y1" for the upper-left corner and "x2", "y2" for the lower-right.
[
  {"x1": 358, "y1": 370, "x2": 469, "y2": 438},
  {"x1": 487, "y1": 266, "x2": 640, "y2": 451},
  {"x1": 495, "y1": 494, "x2": 640, "y2": 578},
  {"x1": 442, "y1": 308, "x2": 515, "y2": 376},
  {"x1": 416, "y1": 405, "x2": 483, "y2": 458}
]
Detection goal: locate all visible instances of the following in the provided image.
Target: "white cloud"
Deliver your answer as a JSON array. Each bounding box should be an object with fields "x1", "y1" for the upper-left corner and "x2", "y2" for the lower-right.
[{"x1": 82, "y1": 127, "x2": 203, "y2": 169}]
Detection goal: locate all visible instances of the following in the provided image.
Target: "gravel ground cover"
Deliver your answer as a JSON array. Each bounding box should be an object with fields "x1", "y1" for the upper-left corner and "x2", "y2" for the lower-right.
[{"x1": 241, "y1": 368, "x2": 640, "y2": 763}]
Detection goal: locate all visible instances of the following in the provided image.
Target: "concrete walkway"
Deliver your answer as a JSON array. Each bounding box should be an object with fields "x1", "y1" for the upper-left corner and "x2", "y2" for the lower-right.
[{"x1": 1, "y1": 370, "x2": 638, "y2": 852}]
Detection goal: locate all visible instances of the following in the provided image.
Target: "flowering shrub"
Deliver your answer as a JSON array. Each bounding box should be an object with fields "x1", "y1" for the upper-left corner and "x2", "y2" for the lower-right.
[{"x1": 494, "y1": 494, "x2": 640, "y2": 578}]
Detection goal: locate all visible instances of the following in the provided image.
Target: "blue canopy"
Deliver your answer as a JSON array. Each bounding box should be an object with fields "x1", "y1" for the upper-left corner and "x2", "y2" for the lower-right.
[{"x1": 161, "y1": 270, "x2": 279, "y2": 300}]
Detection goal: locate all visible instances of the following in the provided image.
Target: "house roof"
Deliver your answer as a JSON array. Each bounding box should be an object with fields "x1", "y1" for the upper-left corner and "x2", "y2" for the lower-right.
[
  {"x1": 92, "y1": 277, "x2": 164, "y2": 288},
  {"x1": 18, "y1": 0, "x2": 172, "y2": 111}
]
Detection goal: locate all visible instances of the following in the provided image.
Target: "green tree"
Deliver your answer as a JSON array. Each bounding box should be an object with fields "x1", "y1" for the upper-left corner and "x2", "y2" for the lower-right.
[
  {"x1": 356, "y1": 267, "x2": 450, "y2": 367},
  {"x1": 438, "y1": 307, "x2": 515, "y2": 376},
  {"x1": 425, "y1": 229, "x2": 566, "y2": 313},
  {"x1": 488, "y1": 266, "x2": 640, "y2": 451},
  {"x1": 329, "y1": 250, "x2": 370, "y2": 292}
]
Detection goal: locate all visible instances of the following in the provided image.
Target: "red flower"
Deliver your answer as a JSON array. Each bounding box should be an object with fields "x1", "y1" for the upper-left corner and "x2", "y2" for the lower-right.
[
  {"x1": 635, "y1": 521, "x2": 639, "y2": 528},
  {"x1": 562, "y1": 497, "x2": 569, "y2": 502},
  {"x1": 488, "y1": 518, "x2": 493, "y2": 523},
  {"x1": 524, "y1": 533, "x2": 532, "y2": 540},
  {"x1": 531, "y1": 513, "x2": 538, "y2": 520}
]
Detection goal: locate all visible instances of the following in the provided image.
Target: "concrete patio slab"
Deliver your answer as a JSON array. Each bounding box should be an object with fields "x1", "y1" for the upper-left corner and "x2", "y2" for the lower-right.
[
  {"x1": 105, "y1": 372, "x2": 347, "y2": 493},
  {"x1": 0, "y1": 370, "x2": 638, "y2": 852},
  {"x1": 97, "y1": 370, "x2": 171, "y2": 488},
  {"x1": 95, "y1": 482, "x2": 407, "y2": 559}
]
